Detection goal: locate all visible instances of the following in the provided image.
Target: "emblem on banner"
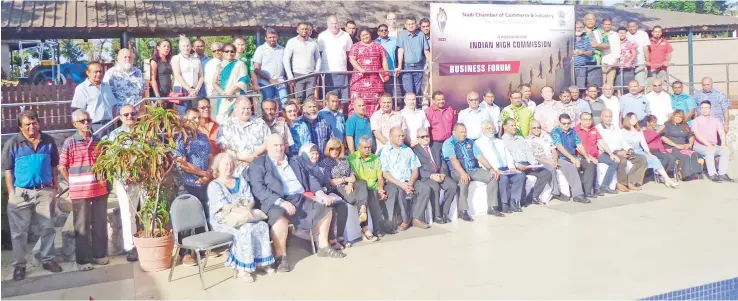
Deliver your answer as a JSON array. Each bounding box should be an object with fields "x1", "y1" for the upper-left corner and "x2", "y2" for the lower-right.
[
  {"x1": 437, "y1": 7, "x2": 448, "y2": 33},
  {"x1": 558, "y1": 10, "x2": 566, "y2": 27}
]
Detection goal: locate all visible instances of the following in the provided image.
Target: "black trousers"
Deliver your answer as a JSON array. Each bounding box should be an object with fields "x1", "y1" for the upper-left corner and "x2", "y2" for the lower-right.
[
  {"x1": 420, "y1": 177, "x2": 457, "y2": 218},
  {"x1": 523, "y1": 168, "x2": 553, "y2": 200},
  {"x1": 580, "y1": 161, "x2": 598, "y2": 195},
  {"x1": 73, "y1": 195, "x2": 109, "y2": 264}
]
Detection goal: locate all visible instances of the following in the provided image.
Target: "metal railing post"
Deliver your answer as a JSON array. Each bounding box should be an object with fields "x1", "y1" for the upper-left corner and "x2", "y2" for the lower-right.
[{"x1": 321, "y1": 74, "x2": 326, "y2": 101}]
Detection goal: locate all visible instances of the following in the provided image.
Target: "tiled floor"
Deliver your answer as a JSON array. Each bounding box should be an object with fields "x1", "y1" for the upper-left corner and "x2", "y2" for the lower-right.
[{"x1": 5, "y1": 163, "x2": 738, "y2": 300}]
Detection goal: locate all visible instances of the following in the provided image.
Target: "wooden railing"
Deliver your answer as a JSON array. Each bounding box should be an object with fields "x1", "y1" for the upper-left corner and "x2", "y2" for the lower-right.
[{"x1": 1, "y1": 82, "x2": 77, "y2": 132}]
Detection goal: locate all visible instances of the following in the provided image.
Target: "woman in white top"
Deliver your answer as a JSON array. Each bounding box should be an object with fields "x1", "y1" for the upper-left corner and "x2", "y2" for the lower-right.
[
  {"x1": 171, "y1": 35, "x2": 204, "y2": 115},
  {"x1": 620, "y1": 113, "x2": 678, "y2": 188}
]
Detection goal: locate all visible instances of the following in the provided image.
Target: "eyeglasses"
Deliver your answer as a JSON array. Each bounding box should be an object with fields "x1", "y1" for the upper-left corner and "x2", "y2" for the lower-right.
[
  {"x1": 121, "y1": 112, "x2": 137, "y2": 117},
  {"x1": 75, "y1": 119, "x2": 93, "y2": 124},
  {"x1": 417, "y1": 135, "x2": 429, "y2": 139},
  {"x1": 531, "y1": 126, "x2": 541, "y2": 130},
  {"x1": 560, "y1": 122, "x2": 571, "y2": 125},
  {"x1": 467, "y1": 98, "x2": 479, "y2": 101},
  {"x1": 378, "y1": 29, "x2": 387, "y2": 32}
]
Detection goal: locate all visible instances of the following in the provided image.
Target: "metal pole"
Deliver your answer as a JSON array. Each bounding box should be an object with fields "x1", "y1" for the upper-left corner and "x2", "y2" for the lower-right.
[
  {"x1": 687, "y1": 27, "x2": 694, "y2": 93},
  {"x1": 256, "y1": 30, "x2": 262, "y2": 47},
  {"x1": 121, "y1": 31, "x2": 130, "y2": 53}
]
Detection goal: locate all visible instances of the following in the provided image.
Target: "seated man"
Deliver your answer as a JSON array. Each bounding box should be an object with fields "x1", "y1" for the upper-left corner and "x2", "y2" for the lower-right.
[
  {"x1": 412, "y1": 127, "x2": 457, "y2": 224},
  {"x1": 574, "y1": 112, "x2": 620, "y2": 196},
  {"x1": 379, "y1": 127, "x2": 431, "y2": 231},
  {"x1": 500, "y1": 118, "x2": 553, "y2": 205},
  {"x1": 442, "y1": 123, "x2": 504, "y2": 221},
  {"x1": 248, "y1": 134, "x2": 345, "y2": 273},
  {"x1": 477, "y1": 121, "x2": 527, "y2": 212},
  {"x1": 527, "y1": 120, "x2": 585, "y2": 201},
  {"x1": 692, "y1": 101, "x2": 733, "y2": 182},
  {"x1": 348, "y1": 136, "x2": 394, "y2": 235},
  {"x1": 550, "y1": 114, "x2": 595, "y2": 203},
  {"x1": 596, "y1": 109, "x2": 648, "y2": 191}
]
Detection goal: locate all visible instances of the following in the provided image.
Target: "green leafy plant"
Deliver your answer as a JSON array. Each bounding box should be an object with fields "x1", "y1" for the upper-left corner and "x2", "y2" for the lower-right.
[{"x1": 92, "y1": 105, "x2": 196, "y2": 238}]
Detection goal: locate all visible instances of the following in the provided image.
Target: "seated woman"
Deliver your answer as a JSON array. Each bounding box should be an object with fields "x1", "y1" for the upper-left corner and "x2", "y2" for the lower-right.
[
  {"x1": 643, "y1": 115, "x2": 679, "y2": 180},
  {"x1": 207, "y1": 153, "x2": 275, "y2": 282},
  {"x1": 318, "y1": 138, "x2": 378, "y2": 245},
  {"x1": 660, "y1": 110, "x2": 702, "y2": 180},
  {"x1": 621, "y1": 113, "x2": 679, "y2": 188}
]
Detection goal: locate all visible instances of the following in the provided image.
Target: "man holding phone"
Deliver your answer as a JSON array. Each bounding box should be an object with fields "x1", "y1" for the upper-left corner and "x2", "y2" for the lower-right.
[{"x1": 595, "y1": 109, "x2": 647, "y2": 192}]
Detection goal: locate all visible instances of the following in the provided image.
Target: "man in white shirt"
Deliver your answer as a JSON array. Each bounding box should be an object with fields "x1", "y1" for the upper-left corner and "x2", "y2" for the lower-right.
[
  {"x1": 400, "y1": 92, "x2": 429, "y2": 146},
  {"x1": 318, "y1": 15, "x2": 353, "y2": 103},
  {"x1": 599, "y1": 84, "x2": 620, "y2": 128},
  {"x1": 254, "y1": 28, "x2": 288, "y2": 105},
  {"x1": 476, "y1": 121, "x2": 526, "y2": 212},
  {"x1": 386, "y1": 13, "x2": 399, "y2": 37},
  {"x1": 520, "y1": 83, "x2": 536, "y2": 112},
  {"x1": 203, "y1": 42, "x2": 223, "y2": 99},
  {"x1": 458, "y1": 91, "x2": 491, "y2": 140},
  {"x1": 645, "y1": 79, "x2": 672, "y2": 125},
  {"x1": 595, "y1": 109, "x2": 647, "y2": 192},
  {"x1": 479, "y1": 89, "x2": 501, "y2": 132},
  {"x1": 283, "y1": 22, "x2": 322, "y2": 102},
  {"x1": 627, "y1": 21, "x2": 650, "y2": 90}
]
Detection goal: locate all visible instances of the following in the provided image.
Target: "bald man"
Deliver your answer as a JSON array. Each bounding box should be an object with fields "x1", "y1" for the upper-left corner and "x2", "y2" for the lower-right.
[
  {"x1": 103, "y1": 48, "x2": 145, "y2": 106},
  {"x1": 249, "y1": 134, "x2": 345, "y2": 272},
  {"x1": 216, "y1": 96, "x2": 271, "y2": 176},
  {"x1": 458, "y1": 91, "x2": 491, "y2": 140},
  {"x1": 645, "y1": 79, "x2": 672, "y2": 125},
  {"x1": 693, "y1": 76, "x2": 730, "y2": 133}
]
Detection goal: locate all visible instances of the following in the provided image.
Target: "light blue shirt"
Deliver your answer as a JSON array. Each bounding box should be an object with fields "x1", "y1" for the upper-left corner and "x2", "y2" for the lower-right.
[
  {"x1": 253, "y1": 42, "x2": 286, "y2": 85},
  {"x1": 379, "y1": 144, "x2": 421, "y2": 182},
  {"x1": 441, "y1": 136, "x2": 483, "y2": 173},
  {"x1": 575, "y1": 98, "x2": 592, "y2": 114},
  {"x1": 271, "y1": 158, "x2": 305, "y2": 195},
  {"x1": 692, "y1": 88, "x2": 730, "y2": 121},
  {"x1": 71, "y1": 79, "x2": 119, "y2": 123},
  {"x1": 619, "y1": 93, "x2": 651, "y2": 121},
  {"x1": 396, "y1": 29, "x2": 429, "y2": 65},
  {"x1": 458, "y1": 107, "x2": 491, "y2": 139},
  {"x1": 375, "y1": 36, "x2": 397, "y2": 70}
]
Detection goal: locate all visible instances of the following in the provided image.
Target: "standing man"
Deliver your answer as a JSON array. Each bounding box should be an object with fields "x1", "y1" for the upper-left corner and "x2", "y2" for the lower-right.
[
  {"x1": 569, "y1": 85, "x2": 592, "y2": 114},
  {"x1": 318, "y1": 92, "x2": 346, "y2": 142},
  {"x1": 283, "y1": 22, "x2": 321, "y2": 102},
  {"x1": 254, "y1": 28, "x2": 288, "y2": 105},
  {"x1": 596, "y1": 109, "x2": 648, "y2": 192},
  {"x1": 477, "y1": 121, "x2": 527, "y2": 212},
  {"x1": 401, "y1": 92, "x2": 430, "y2": 146},
  {"x1": 376, "y1": 24, "x2": 398, "y2": 97},
  {"x1": 419, "y1": 17, "x2": 432, "y2": 99},
  {"x1": 59, "y1": 109, "x2": 110, "y2": 271},
  {"x1": 203, "y1": 42, "x2": 223, "y2": 97},
  {"x1": 520, "y1": 84, "x2": 536, "y2": 112},
  {"x1": 670, "y1": 81, "x2": 697, "y2": 124},
  {"x1": 693, "y1": 76, "x2": 730, "y2": 133},
  {"x1": 599, "y1": 17, "x2": 620, "y2": 86},
  {"x1": 371, "y1": 93, "x2": 408, "y2": 150},
  {"x1": 413, "y1": 127, "x2": 457, "y2": 224},
  {"x1": 645, "y1": 79, "x2": 672, "y2": 125},
  {"x1": 193, "y1": 39, "x2": 209, "y2": 96},
  {"x1": 573, "y1": 21, "x2": 594, "y2": 91},
  {"x1": 458, "y1": 91, "x2": 491, "y2": 140},
  {"x1": 345, "y1": 21, "x2": 359, "y2": 44},
  {"x1": 647, "y1": 26, "x2": 672, "y2": 84},
  {"x1": 346, "y1": 98, "x2": 374, "y2": 153},
  {"x1": 627, "y1": 20, "x2": 650, "y2": 90},
  {"x1": 380, "y1": 127, "x2": 431, "y2": 230},
  {"x1": 500, "y1": 90, "x2": 534, "y2": 137},
  {"x1": 195, "y1": 97, "x2": 220, "y2": 155},
  {"x1": 425, "y1": 91, "x2": 455, "y2": 153},
  {"x1": 559, "y1": 90, "x2": 584, "y2": 126},
  {"x1": 3, "y1": 110, "x2": 63, "y2": 280},
  {"x1": 386, "y1": 13, "x2": 399, "y2": 37},
  {"x1": 72, "y1": 62, "x2": 119, "y2": 133},
  {"x1": 550, "y1": 113, "x2": 596, "y2": 202},
  {"x1": 262, "y1": 99, "x2": 293, "y2": 148},
  {"x1": 318, "y1": 15, "x2": 353, "y2": 102},
  {"x1": 216, "y1": 97, "x2": 270, "y2": 176},
  {"x1": 584, "y1": 84, "x2": 606, "y2": 125},
  {"x1": 500, "y1": 118, "x2": 553, "y2": 205},
  {"x1": 574, "y1": 112, "x2": 620, "y2": 196},
  {"x1": 583, "y1": 14, "x2": 605, "y2": 88},
  {"x1": 103, "y1": 48, "x2": 145, "y2": 107},
  {"x1": 600, "y1": 84, "x2": 621, "y2": 128},
  {"x1": 534, "y1": 86, "x2": 564, "y2": 133},
  {"x1": 619, "y1": 80, "x2": 650, "y2": 126},
  {"x1": 692, "y1": 101, "x2": 733, "y2": 182},
  {"x1": 480, "y1": 89, "x2": 501, "y2": 130},
  {"x1": 442, "y1": 123, "x2": 505, "y2": 221},
  {"x1": 396, "y1": 16, "x2": 430, "y2": 97}
]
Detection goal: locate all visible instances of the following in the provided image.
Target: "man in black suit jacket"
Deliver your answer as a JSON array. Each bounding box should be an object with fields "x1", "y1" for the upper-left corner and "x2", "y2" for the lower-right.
[
  {"x1": 412, "y1": 128, "x2": 458, "y2": 224},
  {"x1": 248, "y1": 134, "x2": 346, "y2": 272}
]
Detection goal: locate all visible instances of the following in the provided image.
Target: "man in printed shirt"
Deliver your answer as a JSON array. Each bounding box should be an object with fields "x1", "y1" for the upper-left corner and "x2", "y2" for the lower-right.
[
  {"x1": 371, "y1": 93, "x2": 408, "y2": 150},
  {"x1": 379, "y1": 127, "x2": 431, "y2": 231},
  {"x1": 500, "y1": 90, "x2": 534, "y2": 137},
  {"x1": 693, "y1": 77, "x2": 730, "y2": 133},
  {"x1": 500, "y1": 118, "x2": 553, "y2": 205},
  {"x1": 217, "y1": 97, "x2": 271, "y2": 176},
  {"x1": 103, "y1": 48, "x2": 145, "y2": 107},
  {"x1": 59, "y1": 109, "x2": 110, "y2": 271},
  {"x1": 302, "y1": 100, "x2": 333, "y2": 154},
  {"x1": 283, "y1": 100, "x2": 311, "y2": 156},
  {"x1": 262, "y1": 99, "x2": 294, "y2": 149},
  {"x1": 550, "y1": 114, "x2": 595, "y2": 203}
]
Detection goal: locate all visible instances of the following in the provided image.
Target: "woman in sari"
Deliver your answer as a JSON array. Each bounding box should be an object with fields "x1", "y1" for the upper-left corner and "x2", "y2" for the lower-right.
[
  {"x1": 348, "y1": 27, "x2": 388, "y2": 117},
  {"x1": 660, "y1": 110, "x2": 702, "y2": 180},
  {"x1": 212, "y1": 43, "x2": 250, "y2": 123},
  {"x1": 206, "y1": 153, "x2": 275, "y2": 282}
]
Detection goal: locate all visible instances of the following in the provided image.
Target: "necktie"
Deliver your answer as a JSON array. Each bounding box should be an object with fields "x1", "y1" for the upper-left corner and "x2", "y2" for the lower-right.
[
  {"x1": 425, "y1": 146, "x2": 437, "y2": 171},
  {"x1": 489, "y1": 140, "x2": 506, "y2": 169}
]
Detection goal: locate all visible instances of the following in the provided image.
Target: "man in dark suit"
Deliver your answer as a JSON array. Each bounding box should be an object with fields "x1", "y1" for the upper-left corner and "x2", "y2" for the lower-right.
[
  {"x1": 248, "y1": 134, "x2": 346, "y2": 273},
  {"x1": 412, "y1": 127, "x2": 458, "y2": 224}
]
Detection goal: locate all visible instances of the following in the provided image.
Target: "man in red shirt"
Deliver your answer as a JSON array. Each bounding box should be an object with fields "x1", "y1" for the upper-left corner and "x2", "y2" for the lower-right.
[
  {"x1": 574, "y1": 112, "x2": 620, "y2": 197},
  {"x1": 425, "y1": 91, "x2": 455, "y2": 154},
  {"x1": 647, "y1": 26, "x2": 673, "y2": 85},
  {"x1": 59, "y1": 109, "x2": 109, "y2": 271}
]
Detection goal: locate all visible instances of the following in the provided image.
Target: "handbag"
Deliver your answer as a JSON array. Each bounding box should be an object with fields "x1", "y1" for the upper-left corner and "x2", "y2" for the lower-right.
[{"x1": 167, "y1": 91, "x2": 184, "y2": 105}]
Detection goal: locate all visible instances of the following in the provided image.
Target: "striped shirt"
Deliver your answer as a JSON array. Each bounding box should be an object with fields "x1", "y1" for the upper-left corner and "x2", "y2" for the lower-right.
[{"x1": 59, "y1": 133, "x2": 108, "y2": 200}]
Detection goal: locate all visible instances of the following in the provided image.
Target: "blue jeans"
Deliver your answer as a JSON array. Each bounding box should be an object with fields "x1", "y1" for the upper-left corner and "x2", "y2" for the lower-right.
[
  {"x1": 326, "y1": 74, "x2": 349, "y2": 102},
  {"x1": 260, "y1": 84, "x2": 289, "y2": 106},
  {"x1": 401, "y1": 64, "x2": 424, "y2": 96},
  {"x1": 597, "y1": 154, "x2": 619, "y2": 190}
]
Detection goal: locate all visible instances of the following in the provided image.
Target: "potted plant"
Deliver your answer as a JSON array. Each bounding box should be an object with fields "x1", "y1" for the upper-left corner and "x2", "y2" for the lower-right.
[{"x1": 93, "y1": 105, "x2": 197, "y2": 272}]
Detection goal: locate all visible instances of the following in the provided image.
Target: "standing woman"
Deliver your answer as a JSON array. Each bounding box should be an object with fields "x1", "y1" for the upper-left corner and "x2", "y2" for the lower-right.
[
  {"x1": 171, "y1": 36, "x2": 204, "y2": 115},
  {"x1": 660, "y1": 110, "x2": 702, "y2": 180},
  {"x1": 149, "y1": 39, "x2": 173, "y2": 107},
  {"x1": 212, "y1": 44, "x2": 250, "y2": 124},
  {"x1": 621, "y1": 113, "x2": 678, "y2": 188},
  {"x1": 348, "y1": 27, "x2": 389, "y2": 117}
]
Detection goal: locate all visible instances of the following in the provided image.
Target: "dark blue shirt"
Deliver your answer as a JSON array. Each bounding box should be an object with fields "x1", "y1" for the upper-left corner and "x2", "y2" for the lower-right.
[
  {"x1": 318, "y1": 108, "x2": 346, "y2": 141},
  {"x1": 1, "y1": 133, "x2": 59, "y2": 188},
  {"x1": 304, "y1": 116, "x2": 333, "y2": 155},
  {"x1": 174, "y1": 133, "x2": 212, "y2": 187},
  {"x1": 573, "y1": 33, "x2": 593, "y2": 66}
]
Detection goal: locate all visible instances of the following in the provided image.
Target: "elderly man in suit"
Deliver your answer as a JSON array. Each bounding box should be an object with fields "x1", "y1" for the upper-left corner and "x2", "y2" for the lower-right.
[
  {"x1": 412, "y1": 127, "x2": 457, "y2": 224},
  {"x1": 248, "y1": 134, "x2": 345, "y2": 273}
]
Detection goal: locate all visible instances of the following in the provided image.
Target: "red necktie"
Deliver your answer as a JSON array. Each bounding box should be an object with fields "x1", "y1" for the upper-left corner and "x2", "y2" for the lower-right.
[{"x1": 425, "y1": 146, "x2": 437, "y2": 172}]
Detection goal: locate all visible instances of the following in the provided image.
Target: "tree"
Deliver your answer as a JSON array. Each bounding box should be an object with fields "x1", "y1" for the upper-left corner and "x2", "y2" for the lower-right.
[
  {"x1": 59, "y1": 39, "x2": 86, "y2": 64},
  {"x1": 643, "y1": 0, "x2": 733, "y2": 15}
]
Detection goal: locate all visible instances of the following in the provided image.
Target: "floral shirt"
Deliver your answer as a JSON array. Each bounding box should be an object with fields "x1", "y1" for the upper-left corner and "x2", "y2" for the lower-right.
[
  {"x1": 558, "y1": 102, "x2": 583, "y2": 126},
  {"x1": 102, "y1": 65, "x2": 145, "y2": 106},
  {"x1": 318, "y1": 157, "x2": 354, "y2": 193},
  {"x1": 175, "y1": 133, "x2": 212, "y2": 187},
  {"x1": 289, "y1": 118, "x2": 312, "y2": 155},
  {"x1": 527, "y1": 133, "x2": 555, "y2": 161},
  {"x1": 216, "y1": 117, "x2": 271, "y2": 176},
  {"x1": 266, "y1": 118, "x2": 294, "y2": 149},
  {"x1": 618, "y1": 39, "x2": 639, "y2": 68}
]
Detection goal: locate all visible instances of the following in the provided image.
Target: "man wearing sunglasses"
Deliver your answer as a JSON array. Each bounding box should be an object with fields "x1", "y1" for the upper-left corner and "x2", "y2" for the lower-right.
[
  {"x1": 204, "y1": 42, "x2": 223, "y2": 97},
  {"x1": 59, "y1": 109, "x2": 110, "y2": 271},
  {"x1": 196, "y1": 97, "x2": 220, "y2": 155},
  {"x1": 550, "y1": 113, "x2": 595, "y2": 203},
  {"x1": 413, "y1": 127, "x2": 457, "y2": 224},
  {"x1": 376, "y1": 23, "x2": 398, "y2": 97}
]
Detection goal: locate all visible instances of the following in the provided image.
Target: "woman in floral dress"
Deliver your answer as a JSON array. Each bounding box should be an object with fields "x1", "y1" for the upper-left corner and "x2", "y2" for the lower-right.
[
  {"x1": 207, "y1": 153, "x2": 274, "y2": 282},
  {"x1": 348, "y1": 27, "x2": 389, "y2": 117}
]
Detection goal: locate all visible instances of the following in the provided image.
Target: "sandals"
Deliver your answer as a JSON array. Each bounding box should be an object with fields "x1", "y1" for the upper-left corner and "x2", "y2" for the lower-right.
[
  {"x1": 337, "y1": 237, "x2": 352, "y2": 248},
  {"x1": 358, "y1": 205, "x2": 368, "y2": 223},
  {"x1": 237, "y1": 271, "x2": 255, "y2": 283},
  {"x1": 362, "y1": 231, "x2": 379, "y2": 242},
  {"x1": 328, "y1": 239, "x2": 344, "y2": 250},
  {"x1": 77, "y1": 263, "x2": 94, "y2": 271},
  {"x1": 317, "y1": 246, "x2": 346, "y2": 258}
]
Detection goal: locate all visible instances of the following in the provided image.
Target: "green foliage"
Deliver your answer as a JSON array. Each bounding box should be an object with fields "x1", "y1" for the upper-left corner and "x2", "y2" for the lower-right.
[
  {"x1": 59, "y1": 39, "x2": 86, "y2": 64},
  {"x1": 644, "y1": 0, "x2": 733, "y2": 15},
  {"x1": 92, "y1": 105, "x2": 197, "y2": 238},
  {"x1": 135, "y1": 35, "x2": 258, "y2": 64}
]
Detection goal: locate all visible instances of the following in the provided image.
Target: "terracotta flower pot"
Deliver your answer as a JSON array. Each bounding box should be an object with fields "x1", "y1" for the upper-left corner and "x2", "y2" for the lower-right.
[{"x1": 133, "y1": 232, "x2": 174, "y2": 272}]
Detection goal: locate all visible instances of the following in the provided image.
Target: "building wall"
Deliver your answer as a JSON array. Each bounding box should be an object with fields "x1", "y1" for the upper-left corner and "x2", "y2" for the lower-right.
[{"x1": 667, "y1": 38, "x2": 738, "y2": 97}]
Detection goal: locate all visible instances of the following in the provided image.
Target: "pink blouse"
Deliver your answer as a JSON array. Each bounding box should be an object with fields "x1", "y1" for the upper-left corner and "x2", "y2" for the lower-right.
[{"x1": 643, "y1": 128, "x2": 665, "y2": 153}]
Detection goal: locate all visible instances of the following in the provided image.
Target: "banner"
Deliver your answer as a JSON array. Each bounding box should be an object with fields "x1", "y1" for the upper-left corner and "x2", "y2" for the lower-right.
[{"x1": 430, "y1": 3, "x2": 575, "y2": 109}]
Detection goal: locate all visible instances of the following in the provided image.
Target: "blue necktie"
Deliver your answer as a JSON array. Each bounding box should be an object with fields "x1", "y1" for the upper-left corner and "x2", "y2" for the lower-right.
[{"x1": 489, "y1": 140, "x2": 506, "y2": 169}]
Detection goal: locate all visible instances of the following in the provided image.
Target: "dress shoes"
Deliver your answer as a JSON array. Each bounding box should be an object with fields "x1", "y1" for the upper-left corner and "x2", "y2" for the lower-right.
[
  {"x1": 42, "y1": 261, "x2": 63, "y2": 273},
  {"x1": 413, "y1": 219, "x2": 430, "y2": 229},
  {"x1": 601, "y1": 187, "x2": 619, "y2": 194},
  {"x1": 594, "y1": 189, "x2": 605, "y2": 196},
  {"x1": 617, "y1": 183, "x2": 630, "y2": 192},
  {"x1": 486, "y1": 207, "x2": 505, "y2": 217},
  {"x1": 586, "y1": 193, "x2": 598, "y2": 199},
  {"x1": 719, "y1": 175, "x2": 735, "y2": 182},
  {"x1": 434, "y1": 217, "x2": 447, "y2": 224},
  {"x1": 531, "y1": 197, "x2": 545, "y2": 205},
  {"x1": 627, "y1": 183, "x2": 642, "y2": 191},
  {"x1": 443, "y1": 215, "x2": 453, "y2": 223},
  {"x1": 573, "y1": 196, "x2": 591, "y2": 203},
  {"x1": 709, "y1": 175, "x2": 723, "y2": 183},
  {"x1": 459, "y1": 210, "x2": 474, "y2": 221},
  {"x1": 12, "y1": 267, "x2": 26, "y2": 281}
]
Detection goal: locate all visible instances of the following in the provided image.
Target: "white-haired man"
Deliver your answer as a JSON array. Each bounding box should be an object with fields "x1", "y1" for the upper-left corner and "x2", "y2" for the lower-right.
[{"x1": 103, "y1": 48, "x2": 145, "y2": 106}]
